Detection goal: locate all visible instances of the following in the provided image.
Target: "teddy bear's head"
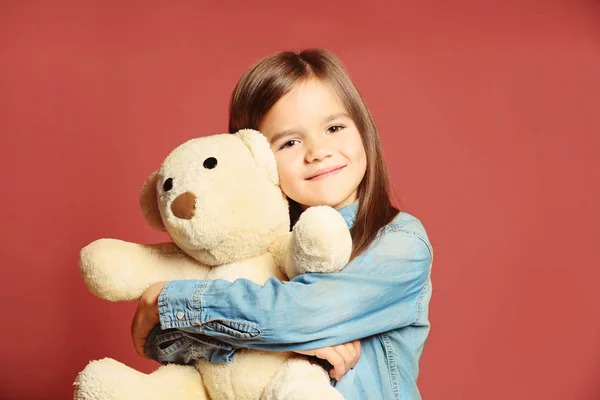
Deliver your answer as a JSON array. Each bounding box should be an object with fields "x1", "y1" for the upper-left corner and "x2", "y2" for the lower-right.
[{"x1": 139, "y1": 129, "x2": 290, "y2": 266}]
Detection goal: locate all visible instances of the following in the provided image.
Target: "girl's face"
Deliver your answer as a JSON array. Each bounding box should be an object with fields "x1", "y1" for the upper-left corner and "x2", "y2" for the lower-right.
[{"x1": 259, "y1": 79, "x2": 367, "y2": 210}]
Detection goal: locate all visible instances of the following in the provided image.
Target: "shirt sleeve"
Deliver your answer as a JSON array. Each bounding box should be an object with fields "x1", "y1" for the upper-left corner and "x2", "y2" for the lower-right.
[{"x1": 157, "y1": 229, "x2": 433, "y2": 351}]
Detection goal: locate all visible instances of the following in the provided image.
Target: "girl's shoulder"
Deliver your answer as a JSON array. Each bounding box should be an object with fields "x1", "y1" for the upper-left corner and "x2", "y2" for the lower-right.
[{"x1": 375, "y1": 211, "x2": 433, "y2": 258}]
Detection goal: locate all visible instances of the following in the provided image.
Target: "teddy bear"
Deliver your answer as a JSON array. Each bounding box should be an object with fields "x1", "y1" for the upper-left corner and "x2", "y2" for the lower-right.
[{"x1": 73, "y1": 129, "x2": 353, "y2": 400}]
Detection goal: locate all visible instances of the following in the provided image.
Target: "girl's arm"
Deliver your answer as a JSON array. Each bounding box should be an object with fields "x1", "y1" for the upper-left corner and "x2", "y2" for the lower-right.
[{"x1": 158, "y1": 230, "x2": 432, "y2": 351}]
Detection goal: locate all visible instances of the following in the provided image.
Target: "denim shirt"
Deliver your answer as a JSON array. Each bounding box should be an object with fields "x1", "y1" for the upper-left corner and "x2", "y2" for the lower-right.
[{"x1": 148, "y1": 201, "x2": 433, "y2": 400}]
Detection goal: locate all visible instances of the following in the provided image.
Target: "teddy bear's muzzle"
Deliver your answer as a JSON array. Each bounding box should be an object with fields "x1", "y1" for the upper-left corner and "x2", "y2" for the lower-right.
[{"x1": 171, "y1": 192, "x2": 196, "y2": 220}]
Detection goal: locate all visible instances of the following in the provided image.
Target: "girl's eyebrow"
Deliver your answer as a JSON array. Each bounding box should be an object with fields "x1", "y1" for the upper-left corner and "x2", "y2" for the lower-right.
[
  {"x1": 323, "y1": 112, "x2": 351, "y2": 123},
  {"x1": 270, "y1": 129, "x2": 300, "y2": 145}
]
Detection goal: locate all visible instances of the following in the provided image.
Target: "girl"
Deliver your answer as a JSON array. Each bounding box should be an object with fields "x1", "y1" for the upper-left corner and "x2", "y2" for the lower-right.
[{"x1": 132, "y1": 49, "x2": 433, "y2": 400}]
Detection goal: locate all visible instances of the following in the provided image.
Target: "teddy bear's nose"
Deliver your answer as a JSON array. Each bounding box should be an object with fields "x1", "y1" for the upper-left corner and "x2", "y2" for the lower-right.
[{"x1": 171, "y1": 192, "x2": 196, "y2": 220}]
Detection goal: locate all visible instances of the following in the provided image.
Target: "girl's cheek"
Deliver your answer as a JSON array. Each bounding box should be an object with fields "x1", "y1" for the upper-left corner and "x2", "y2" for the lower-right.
[
  {"x1": 279, "y1": 171, "x2": 294, "y2": 188},
  {"x1": 276, "y1": 157, "x2": 294, "y2": 176}
]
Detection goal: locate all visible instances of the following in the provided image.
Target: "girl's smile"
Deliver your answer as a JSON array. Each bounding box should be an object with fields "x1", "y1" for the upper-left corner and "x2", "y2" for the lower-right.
[{"x1": 305, "y1": 164, "x2": 346, "y2": 180}]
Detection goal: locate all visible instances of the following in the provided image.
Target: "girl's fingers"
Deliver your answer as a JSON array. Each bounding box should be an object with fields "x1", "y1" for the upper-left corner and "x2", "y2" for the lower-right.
[
  {"x1": 332, "y1": 343, "x2": 354, "y2": 376},
  {"x1": 315, "y1": 347, "x2": 346, "y2": 381},
  {"x1": 344, "y1": 342, "x2": 355, "y2": 369},
  {"x1": 351, "y1": 340, "x2": 361, "y2": 368},
  {"x1": 300, "y1": 340, "x2": 362, "y2": 381}
]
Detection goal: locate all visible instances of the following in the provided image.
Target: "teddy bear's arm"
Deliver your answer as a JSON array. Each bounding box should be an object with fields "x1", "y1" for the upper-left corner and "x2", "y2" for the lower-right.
[
  {"x1": 272, "y1": 206, "x2": 352, "y2": 279},
  {"x1": 79, "y1": 238, "x2": 210, "y2": 301}
]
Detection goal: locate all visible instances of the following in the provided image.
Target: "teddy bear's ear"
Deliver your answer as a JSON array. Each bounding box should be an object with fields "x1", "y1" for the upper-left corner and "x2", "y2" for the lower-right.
[
  {"x1": 234, "y1": 129, "x2": 279, "y2": 185},
  {"x1": 139, "y1": 171, "x2": 167, "y2": 232}
]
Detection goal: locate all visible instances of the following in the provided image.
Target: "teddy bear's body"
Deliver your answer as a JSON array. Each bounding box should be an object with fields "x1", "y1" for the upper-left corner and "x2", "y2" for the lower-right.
[
  {"x1": 74, "y1": 130, "x2": 351, "y2": 400},
  {"x1": 191, "y1": 250, "x2": 305, "y2": 399}
]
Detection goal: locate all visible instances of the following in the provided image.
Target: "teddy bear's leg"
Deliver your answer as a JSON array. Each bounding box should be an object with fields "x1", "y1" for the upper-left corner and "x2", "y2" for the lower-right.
[
  {"x1": 260, "y1": 357, "x2": 345, "y2": 400},
  {"x1": 73, "y1": 358, "x2": 209, "y2": 400}
]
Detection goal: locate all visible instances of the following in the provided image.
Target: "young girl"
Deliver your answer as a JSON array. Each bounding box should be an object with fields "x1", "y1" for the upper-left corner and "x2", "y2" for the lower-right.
[{"x1": 132, "y1": 49, "x2": 433, "y2": 400}]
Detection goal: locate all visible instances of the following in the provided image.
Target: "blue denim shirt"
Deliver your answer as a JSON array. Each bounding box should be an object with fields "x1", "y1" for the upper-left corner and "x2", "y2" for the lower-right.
[{"x1": 149, "y1": 201, "x2": 433, "y2": 400}]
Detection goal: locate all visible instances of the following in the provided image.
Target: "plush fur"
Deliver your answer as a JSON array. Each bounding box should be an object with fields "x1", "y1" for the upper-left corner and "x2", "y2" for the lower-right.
[{"x1": 73, "y1": 129, "x2": 352, "y2": 400}]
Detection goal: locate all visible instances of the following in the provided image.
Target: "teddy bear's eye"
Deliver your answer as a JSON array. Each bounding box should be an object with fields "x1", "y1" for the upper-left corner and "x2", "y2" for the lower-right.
[
  {"x1": 163, "y1": 178, "x2": 173, "y2": 192},
  {"x1": 203, "y1": 157, "x2": 218, "y2": 169}
]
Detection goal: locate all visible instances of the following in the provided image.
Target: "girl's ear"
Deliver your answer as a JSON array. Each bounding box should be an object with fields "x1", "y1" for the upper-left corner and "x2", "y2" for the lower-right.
[
  {"x1": 234, "y1": 129, "x2": 279, "y2": 185},
  {"x1": 139, "y1": 171, "x2": 167, "y2": 232}
]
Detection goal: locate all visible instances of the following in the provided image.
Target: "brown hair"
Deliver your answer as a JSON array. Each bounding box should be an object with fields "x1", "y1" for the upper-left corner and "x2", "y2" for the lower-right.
[{"x1": 228, "y1": 48, "x2": 399, "y2": 260}]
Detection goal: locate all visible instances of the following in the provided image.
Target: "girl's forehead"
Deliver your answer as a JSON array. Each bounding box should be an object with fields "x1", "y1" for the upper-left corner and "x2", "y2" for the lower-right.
[
  {"x1": 271, "y1": 79, "x2": 346, "y2": 118},
  {"x1": 290, "y1": 78, "x2": 338, "y2": 99}
]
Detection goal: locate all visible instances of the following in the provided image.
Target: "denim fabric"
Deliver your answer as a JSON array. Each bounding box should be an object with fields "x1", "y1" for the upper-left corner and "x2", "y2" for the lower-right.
[
  {"x1": 152, "y1": 200, "x2": 433, "y2": 400},
  {"x1": 145, "y1": 324, "x2": 236, "y2": 365}
]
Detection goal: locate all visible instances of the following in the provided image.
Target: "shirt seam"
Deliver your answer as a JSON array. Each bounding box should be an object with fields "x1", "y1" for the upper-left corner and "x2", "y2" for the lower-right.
[
  {"x1": 194, "y1": 279, "x2": 208, "y2": 325},
  {"x1": 414, "y1": 279, "x2": 431, "y2": 324},
  {"x1": 385, "y1": 223, "x2": 433, "y2": 260},
  {"x1": 382, "y1": 333, "x2": 401, "y2": 400}
]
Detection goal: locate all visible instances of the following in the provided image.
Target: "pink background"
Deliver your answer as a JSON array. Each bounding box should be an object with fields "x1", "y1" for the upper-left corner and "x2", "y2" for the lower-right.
[{"x1": 1, "y1": 1, "x2": 599, "y2": 399}]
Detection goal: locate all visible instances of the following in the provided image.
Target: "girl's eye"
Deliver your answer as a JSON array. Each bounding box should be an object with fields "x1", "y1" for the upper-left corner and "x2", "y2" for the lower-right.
[
  {"x1": 328, "y1": 125, "x2": 345, "y2": 134},
  {"x1": 280, "y1": 139, "x2": 299, "y2": 150}
]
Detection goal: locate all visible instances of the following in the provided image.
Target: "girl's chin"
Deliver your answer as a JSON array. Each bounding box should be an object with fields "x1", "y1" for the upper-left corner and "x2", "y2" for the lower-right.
[{"x1": 296, "y1": 198, "x2": 350, "y2": 210}]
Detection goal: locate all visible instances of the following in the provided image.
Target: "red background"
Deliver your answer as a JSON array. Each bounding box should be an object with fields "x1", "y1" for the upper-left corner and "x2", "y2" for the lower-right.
[{"x1": 1, "y1": 1, "x2": 599, "y2": 399}]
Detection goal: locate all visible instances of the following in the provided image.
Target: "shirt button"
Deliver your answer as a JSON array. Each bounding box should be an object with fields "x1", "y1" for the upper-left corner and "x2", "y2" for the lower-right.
[{"x1": 176, "y1": 311, "x2": 185, "y2": 320}]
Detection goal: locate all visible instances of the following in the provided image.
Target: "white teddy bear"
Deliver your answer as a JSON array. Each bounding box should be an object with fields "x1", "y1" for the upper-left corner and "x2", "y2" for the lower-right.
[{"x1": 73, "y1": 129, "x2": 352, "y2": 400}]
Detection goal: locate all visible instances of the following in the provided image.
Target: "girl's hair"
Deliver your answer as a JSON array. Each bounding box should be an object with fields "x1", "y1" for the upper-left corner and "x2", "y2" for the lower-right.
[{"x1": 228, "y1": 48, "x2": 399, "y2": 260}]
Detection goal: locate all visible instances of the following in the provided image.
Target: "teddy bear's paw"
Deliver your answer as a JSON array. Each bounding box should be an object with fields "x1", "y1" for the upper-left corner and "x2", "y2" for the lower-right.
[
  {"x1": 73, "y1": 358, "x2": 139, "y2": 400},
  {"x1": 261, "y1": 357, "x2": 345, "y2": 400},
  {"x1": 278, "y1": 381, "x2": 346, "y2": 400},
  {"x1": 291, "y1": 205, "x2": 352, "y2": 274},
  {"x1": 263, "y1": 379, "x2": 345, "y2": 400},
  {"x1": 73, "y1": 358, "x2": 208, "y2": 400}
]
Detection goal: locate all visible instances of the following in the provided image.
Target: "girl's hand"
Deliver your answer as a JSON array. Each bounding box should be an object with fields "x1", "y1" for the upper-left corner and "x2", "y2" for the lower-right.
[
  {"x1": 294, "y1": 340, "x2": 361, "y2": 381},
  {"x1": 131, "y1": 281, "x2": 168, "y2": 358}
]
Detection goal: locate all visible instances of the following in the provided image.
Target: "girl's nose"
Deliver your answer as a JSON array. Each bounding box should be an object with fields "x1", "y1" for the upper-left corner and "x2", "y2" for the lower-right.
[{"x1": 305, "y1": 139, "x2": 333, "y2": 162}]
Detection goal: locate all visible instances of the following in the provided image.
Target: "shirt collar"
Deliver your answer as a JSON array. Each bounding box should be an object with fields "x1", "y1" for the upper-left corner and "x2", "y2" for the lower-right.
[{"x1": 338, "y1": 200, "x2": 358, "y2": 228}]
